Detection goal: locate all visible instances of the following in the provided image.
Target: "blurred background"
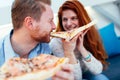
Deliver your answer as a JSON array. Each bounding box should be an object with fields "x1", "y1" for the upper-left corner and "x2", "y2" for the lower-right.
[
  {"x1": 0, "y1": 0, "x2": 120, "y2": 36},
  {"x1": 0, "y1": 0, "x2": 120, "y2": 79}
]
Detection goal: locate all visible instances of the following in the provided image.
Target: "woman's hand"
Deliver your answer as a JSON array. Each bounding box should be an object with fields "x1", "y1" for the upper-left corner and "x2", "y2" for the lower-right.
[
  {"x1": 77, "y1": 29, "x2": 89, "y2": 53},
  {"x1": 62, "y1": 32, "x2": 82, "y2": 64},
  {"x1": 76, "y1": 29, "x2": 92, "y2": 59},
  {"x1": 62, "y1": 32, "x2": 82, "y2": 53},
  {"x1": 52, "y1": 64, "x2": 74, "y2": 80}
]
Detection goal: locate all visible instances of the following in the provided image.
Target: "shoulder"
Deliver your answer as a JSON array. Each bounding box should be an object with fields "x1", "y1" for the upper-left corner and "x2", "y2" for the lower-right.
[
  {"x1": 49, "y1": 38, "x2": 64, "y2": 57},
  {"x1": 49, "y1": 38, "x2": 62, "y2": 47},
  {"x1": 0, "y1": 33, "x2": 11, "y2": 50},
  {"x1": 40, "y1": 43, "x2": 49, "y2": 47},
  {"x1": 0, "y1": 36, "x2": 6, "y2": 50},
  {"x1": 0, "y1": 37, "x2": 7, "y2": 67},
  {"x1": 0, "y1": 30, "x2": 12, "y2": 49},
  {"x1": 40, "y1": 43, "x2": 51, "y2": 50},
  {"x1": 0, "y1": 39, "x2": 4, "y2": 48},
  {"x1": 50, "y1": 38, "x2": 62, "y2": 43},
  {"x1": 38, "y1": 43, "x2": 51, "y2": 54}
]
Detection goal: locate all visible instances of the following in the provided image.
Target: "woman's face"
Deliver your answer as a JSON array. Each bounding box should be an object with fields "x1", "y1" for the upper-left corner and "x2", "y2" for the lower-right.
[{"x1": 62, "y1": 9, "x2": 79, "y2": 31}]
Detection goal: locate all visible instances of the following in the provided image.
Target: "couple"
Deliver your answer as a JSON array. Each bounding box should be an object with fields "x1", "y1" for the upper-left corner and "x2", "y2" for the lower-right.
[{"x1": 0, "y1": 0, "x2": 109, "y2": 80}]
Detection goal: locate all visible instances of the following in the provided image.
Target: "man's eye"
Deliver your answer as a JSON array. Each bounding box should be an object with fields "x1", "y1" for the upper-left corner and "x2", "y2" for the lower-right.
[
  {"x1": 49, "y1": 20, "x2": 53, "y2": 23},
  {"x1": 50, "y1": 21, "x2": 54, "y2": 24}
]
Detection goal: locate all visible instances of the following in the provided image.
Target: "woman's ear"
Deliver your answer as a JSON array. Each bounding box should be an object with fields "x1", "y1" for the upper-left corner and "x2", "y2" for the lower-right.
[{"x1": 24, "y1": 16, "x2": 33, "y2": 30}]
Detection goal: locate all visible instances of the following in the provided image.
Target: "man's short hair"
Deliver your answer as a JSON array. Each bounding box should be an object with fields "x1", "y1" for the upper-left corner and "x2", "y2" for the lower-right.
[{"x1": 11, "y1": 0, "x2": 51, "y2": 30}]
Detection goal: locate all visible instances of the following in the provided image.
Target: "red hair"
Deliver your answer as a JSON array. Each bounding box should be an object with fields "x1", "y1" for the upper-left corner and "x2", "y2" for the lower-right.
[{"x1": 56, "y1": 0, "x2": 108, "y2": 69}]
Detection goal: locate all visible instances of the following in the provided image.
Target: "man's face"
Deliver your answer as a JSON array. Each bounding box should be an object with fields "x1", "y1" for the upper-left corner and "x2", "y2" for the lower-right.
[
  {"x1": 62, "y1": 10, "x2": 79, "y2": 31},
  {"x1": 31, "y1": 4, "x2": 56, "y2": 43}
]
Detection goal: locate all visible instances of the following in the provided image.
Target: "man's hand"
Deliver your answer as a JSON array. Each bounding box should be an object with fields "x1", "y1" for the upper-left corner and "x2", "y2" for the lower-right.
[{"x1": 52, "y1": 64, "x2": 74, "y2": 80}]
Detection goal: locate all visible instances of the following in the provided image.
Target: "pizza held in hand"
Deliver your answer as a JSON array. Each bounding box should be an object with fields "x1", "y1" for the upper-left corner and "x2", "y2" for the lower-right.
[
  {"x1": 0, "y1": 54, "x2": 69, "y2": 80},
  {"x1": 50, "y1": 20, "x2": 96, "y2": 41}
]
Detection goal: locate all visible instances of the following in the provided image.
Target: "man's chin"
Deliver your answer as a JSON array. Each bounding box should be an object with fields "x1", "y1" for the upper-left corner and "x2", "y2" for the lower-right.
[
  {"x1": 45, "y1": 39, "x2": 50, "y2": 43},
  {"x1": 40, "y1": 38, "x2": 50, "y2": 43}
]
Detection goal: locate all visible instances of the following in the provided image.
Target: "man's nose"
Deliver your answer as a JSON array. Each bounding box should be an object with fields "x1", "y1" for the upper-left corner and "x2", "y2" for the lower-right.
[{"x1": 52, "y1": 22, "x2": 56, "y2": 30}]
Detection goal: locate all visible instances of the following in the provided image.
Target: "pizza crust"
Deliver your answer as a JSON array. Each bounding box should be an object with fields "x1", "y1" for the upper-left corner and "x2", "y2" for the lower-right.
[{"x1": 50, "y1": 20, "x2": 96, "y2": 41}]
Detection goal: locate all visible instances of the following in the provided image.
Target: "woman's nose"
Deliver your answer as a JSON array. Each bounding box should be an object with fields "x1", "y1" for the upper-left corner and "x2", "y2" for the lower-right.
[{"x1": 66, "y1": 19, "x2": 72, "y2": 26}]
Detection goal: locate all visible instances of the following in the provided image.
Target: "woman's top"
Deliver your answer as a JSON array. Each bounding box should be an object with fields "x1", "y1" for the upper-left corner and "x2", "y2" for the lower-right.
[{"x1": 49, "y1": 38, "x2": 103, "y2": 80}]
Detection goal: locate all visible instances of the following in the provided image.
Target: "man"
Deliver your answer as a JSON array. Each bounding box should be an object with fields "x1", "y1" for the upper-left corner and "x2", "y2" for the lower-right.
[{"x1": 0, "y1": 0, "x2": 74, "y2": 80}]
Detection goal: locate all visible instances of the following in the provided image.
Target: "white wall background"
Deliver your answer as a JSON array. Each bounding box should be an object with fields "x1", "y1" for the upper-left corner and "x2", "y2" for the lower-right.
[
  {"x1": 51, "y1": 0, "x2": 120, "y2": 36},
  {"x1": 0, "y1": 0, "x2": 14, "y2": 25},
  {"x1": 0, "y1": 0, "x2": 120, "y2": 38},
  {"x1": 0, "y1": 0, "x2": 118, "y2": 25},
  {"x1": 0, "y1": 0, "x2": 120, "y2": 36}
]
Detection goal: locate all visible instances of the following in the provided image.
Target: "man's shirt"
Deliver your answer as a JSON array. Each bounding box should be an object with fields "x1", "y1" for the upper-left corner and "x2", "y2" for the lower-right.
[{"x1": 0, "y1": 30, "x2": 51, "y2": 67}]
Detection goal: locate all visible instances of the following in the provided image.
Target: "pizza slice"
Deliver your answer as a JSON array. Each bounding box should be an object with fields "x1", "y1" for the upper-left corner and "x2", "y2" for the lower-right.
[
  {"x1": 50, "y1": 20, "x2": 96, "y2": 41},
  {"x1": 0, "y1": 54, "x2": 69, "y2": 80}
]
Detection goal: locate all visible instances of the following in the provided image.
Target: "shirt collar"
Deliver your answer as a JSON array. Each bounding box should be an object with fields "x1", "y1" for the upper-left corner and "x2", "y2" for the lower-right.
[
  {"x1": 4, "y1": 30, "x2": 19, "y2": 62},
  {"x1": 3, "y1": 30, "x2": 39, "y2": 61},
  {"x1": 28, "y1": 44, "x2": 39, "y2": 58}
]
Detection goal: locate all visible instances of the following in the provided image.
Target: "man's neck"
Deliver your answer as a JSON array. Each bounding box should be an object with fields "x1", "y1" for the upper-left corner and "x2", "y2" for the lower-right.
[{"x1": 10, "y1": 33, "x2": 38, "y2": 58}]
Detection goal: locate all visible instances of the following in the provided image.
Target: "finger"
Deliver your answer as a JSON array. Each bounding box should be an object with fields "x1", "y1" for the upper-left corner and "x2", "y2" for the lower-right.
[
  {"x1": 61, "y1": 64, "x2": 73, "y2": 72},
  {"x1": 83, "y1": 28, "x2": 90, "y2": 35},
  {"x1": 54, "y1": 64, "x2": 74, "y2": 80},
  {"x1": 79, "y1": 28, "x2": 89, "y2": 39},
  {"x1": 70, "y1": 31, "x2": 82, "y2": 41},
  {"x1": 54, "y1": 70, "x2": 74, "y2": 80}
]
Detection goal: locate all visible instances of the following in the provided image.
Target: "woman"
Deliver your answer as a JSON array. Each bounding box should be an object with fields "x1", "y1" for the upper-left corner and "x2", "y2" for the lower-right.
[{"x1": 50, "y1": 0, "x2": 109, "y2": 80}]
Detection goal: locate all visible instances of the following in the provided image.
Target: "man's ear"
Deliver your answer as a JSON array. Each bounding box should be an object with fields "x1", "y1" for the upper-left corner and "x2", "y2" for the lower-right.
[{"x1": 24, "y1": 16, "x2": 34, "y2": 30}]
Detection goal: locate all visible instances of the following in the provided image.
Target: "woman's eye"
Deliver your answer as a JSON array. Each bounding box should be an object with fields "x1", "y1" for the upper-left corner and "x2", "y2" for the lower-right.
[
  {"x1": 62, "y1": 18, "x2": 67, "y2": 22},
  {"x1": 71, "y1": 17, "x2": 78, "y2": 20}
]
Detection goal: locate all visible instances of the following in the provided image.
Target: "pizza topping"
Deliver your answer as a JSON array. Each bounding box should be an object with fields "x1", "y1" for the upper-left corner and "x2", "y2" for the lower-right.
[{"x1": 0, "y1": 54, "x2": 69, "y2": 79}]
